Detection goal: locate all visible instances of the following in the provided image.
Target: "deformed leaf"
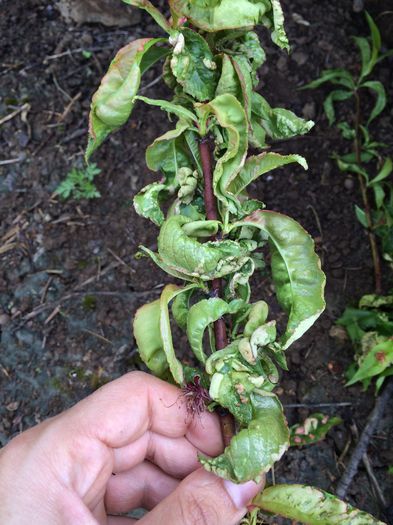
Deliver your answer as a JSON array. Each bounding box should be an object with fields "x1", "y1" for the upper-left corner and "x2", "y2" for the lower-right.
[
  {"x1": 157, "y1": 215, "x2": 253, "y2": 280},
  {"x1": 252, "y1": 93, "x2": 314, "y2": 142},
  {"x1": 228, "y1": 152, "x2": 308, "y2": 197},
  {"x1": 290, "y1": 413, "x2": 342, "y2": 447},
  {"x1": 238, "y1": 210, "x2": 326, "y2": 349},
  {"x1": 170, "y1": 28, "x2": 219, "y2": 101},
  {"x1": 200, "y1": 392, "x2": 289, "y2": 482},
  {"x1": 170, "y1": 0, "x2": 272, "y2": 33},
  {"x1": 135, "y1": 95, "x2": 198, "y2": 123},
  {"x1": 133, "y1": 299, "x2": 169, "y2": 378},
  {"x1": 254, "y1": 484, "x2": 385, "y2": 524},
  {"x1": 87, "y1": 38, "x2": 166, "y2": 160},
  {"x1": 134, "y1": 182, "x2": 171, "y2": 226}
]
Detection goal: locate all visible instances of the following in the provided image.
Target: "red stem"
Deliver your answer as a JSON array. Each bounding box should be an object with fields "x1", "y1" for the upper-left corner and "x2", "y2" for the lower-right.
[
  {"x1": 199, "y1": 137, "x2": 234, "y2": 446},
  {"x1": 199, "y1": 138, "x2": 227, "y2": 351}
]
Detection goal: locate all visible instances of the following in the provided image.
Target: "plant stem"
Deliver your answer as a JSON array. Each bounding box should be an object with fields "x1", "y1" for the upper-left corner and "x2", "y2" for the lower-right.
[
  {"x1": 336, "y1": 378, "x2": 393, "y2": 499},
  {"x1": 199, "y1": 137, "x2": 228, "y2": 350},
  {"x1": 199, "y1": 137, "x2": 235, "y2": 447},
  {"x1": 354, "y1": 90, "x2": 382, "y2": 294}
]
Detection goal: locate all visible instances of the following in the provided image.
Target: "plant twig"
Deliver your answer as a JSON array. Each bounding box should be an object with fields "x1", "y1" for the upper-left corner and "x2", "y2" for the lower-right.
[
  {"x1": 336, "y1": 379, "x2": 393, "y2": 499},
  {"x1": 199, "y1": 136, "x2": 235, "y2": 446},
  {"x1": 354, "y1": 90, "x2": 382, "y2": 294}
]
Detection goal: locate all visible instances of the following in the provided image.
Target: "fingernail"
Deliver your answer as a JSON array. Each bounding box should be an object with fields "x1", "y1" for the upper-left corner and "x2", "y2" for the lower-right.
[{"x1": 224, "y1": 479, "x2": 260, "y2": 509}]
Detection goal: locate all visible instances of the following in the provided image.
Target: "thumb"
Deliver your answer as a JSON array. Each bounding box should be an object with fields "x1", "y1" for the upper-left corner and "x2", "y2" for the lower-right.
[{"x1": 140, "y1": 468, "x2": 264, "y2": 525}]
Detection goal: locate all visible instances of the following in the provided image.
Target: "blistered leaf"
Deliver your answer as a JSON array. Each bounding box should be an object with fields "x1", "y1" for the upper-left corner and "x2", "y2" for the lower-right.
[
  {"x1": 244, "y1": 301, "x2": 269, "y2": 337},
  {"x1": 290, "y1": 413, "x2": 342, "y2": 447},
  {"x1": 264, "y1": 0, "x2": 289, "y2": 50},
  {"x1": 216, "y1": 54, "x2": 240, "y2": 97},
  {"x1": 87, "y1": 38, "x2": 166, "y2": 160},
  {"x1": 170, "y1": 0, "x2": 272, "y2": 33},
  {"x1": 134, "y1": 182, "x2": 169, "y2": 226},
  {"x1": 171, "y1": 288, "x2": 195, "y2": 330},
  {"x1": 238, "y1": 211, "x2": 326, "y2": 349},
  {"x1": 361, "y1": 80, "x2": 386, "y2": 123},
  {"x1": 122, "y1": 0, "x2": 171, "y2": 32},
  {"x1": 133, "y1": 299, "x2": 169, "y2": 378},
  {"x1": 323, "y1": 90, "x2": 353, "y2": 126},
  {"x1": 359, "y1": 294, "x2": 393, "y2": 309},
  {"x1": 228, "y1": 152, "x2": 308, "y2": 197},
  {"x1": 254, "y1": 484, "x2": 385, "y2": 524},
  {"x1": 346, "y1": 340, "x2": 393, "y2": 387},
  {"x1": 252, "y1": 93, "x2": 314, "y2": 141},
  {"x1": 157, "y1": 215, "x2": 253, "y2": 280},
  {"x1": 200, "y1": 392, "x2": 289, "y2": 482},
  {"x1": 170, "y1": 28, "x2": 218, "y2": 101}
]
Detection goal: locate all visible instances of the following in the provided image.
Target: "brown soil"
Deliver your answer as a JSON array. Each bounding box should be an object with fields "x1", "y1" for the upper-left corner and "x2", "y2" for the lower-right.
[{"x1": 1, "y1": 0, "x2": 392, "y2": 522}]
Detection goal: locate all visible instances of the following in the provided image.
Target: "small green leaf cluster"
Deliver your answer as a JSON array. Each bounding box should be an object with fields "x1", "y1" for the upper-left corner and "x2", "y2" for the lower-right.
[
  {"x1": 85, "y1": 2, "x2": 382, "y2": 523},
  {"x1": 56, "y1": 163, "x2": 101, "y2": 200},
  {"x1": 338, "y1": 294, "x2": 393, "y2": 393},
  {"x1": 304, "y1": 14, "x2": 393, "y2": 264}
]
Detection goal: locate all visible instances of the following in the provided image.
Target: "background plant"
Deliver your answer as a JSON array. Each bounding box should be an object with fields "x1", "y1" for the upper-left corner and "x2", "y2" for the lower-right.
[
  {"x1": 56, "y1": 162, "x2": 101, "y2": 200},
  {"x1": 86, "y1": 1, "x2": 384, "y2": 523},
  {"x1": 304, "y1": 13, "x2": 393, "y2": 293},
  {"x1": 338, "y1": 293, "x2": 393, "y2": 392}
]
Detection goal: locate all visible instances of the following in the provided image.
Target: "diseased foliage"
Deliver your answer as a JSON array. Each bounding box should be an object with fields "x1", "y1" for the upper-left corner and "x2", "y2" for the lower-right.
[{"x1": 87, "y1": 2, "x2": 384, "y2": 523}]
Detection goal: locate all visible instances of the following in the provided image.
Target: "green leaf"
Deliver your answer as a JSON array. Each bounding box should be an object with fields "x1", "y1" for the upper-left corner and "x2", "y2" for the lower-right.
[
  {"x1": 366, "y1": 12, "x2": 381, "y2": 70},
  {"x1": 133, "y1": 299, "x2": 170, "y2": 378},
  {"x1": 157, "y1": 215, "x2": 253, "y2": 280},
  {"x1": 361, "y1": 80, "x2": 386, "y2": 123},
  {"x1": 238, "y1": 210, "x2": 326, "y2": 349},
  {"x1": 323, "y1": 89, "x2": 353, "y2": 126},
  {"x1": 355, "y1": 205, "x2": 368, "y2": 228},
  {"x1": 252, "y1": 93, "x2": 314, "y2": 141},
  {"x1": 134, "y1": 95, "x2": 198, "y2": 123},
  {"x1": 159, "y1": 284, "x2": 200, "y2": 385},
  {"x1": 290, "y1": 413, "x2": 342, "y2": 447},
  {"x1": 215, "y1": 54, "x2": 240, "y2": 98},
  {"x1": 200, "y1": 391, "x2": 289, "y2": 482},
  {"x1": 122, "y1": 0, "x2": 171, "y2": 32},
  {"x1": 265, "y1": 0, "x2": 289, "y2": 50},
  {"x1": 346, "y1": 340, "x2": 393, "y2": 387},
  {"x1": 228, "y1": 152, "x2": 308, "y2": 197},
  {"x1": 244, "y1": 301, "x2": 269, "y2": 337},
  {"x1": 353, "y1": 36, "x2": 372, "y2": 80},
  {"x1": 86, "y1": 38, "x2": 166, "y2": 160},
  {"x1": 187, "y1": 298, "x2": 242, "y2": 363},
  {"x1": 170, "y1": 28, "x2": 218, "y2": 101},
  {"x1": 254, "y1": 484, "x2": 385, "y2": 524},
  {"x1": 373, "y1": 184, "x2": 385, "y2": 210},
  {"x1": 145, "y1": 120, "x2": 191, "y2": 179},
  {"x1": 302, "y1": 69, "x2": 355, "y2": 90},
  {"x1": 171, "y1": 288, "x2": 195, "y2": 330}
]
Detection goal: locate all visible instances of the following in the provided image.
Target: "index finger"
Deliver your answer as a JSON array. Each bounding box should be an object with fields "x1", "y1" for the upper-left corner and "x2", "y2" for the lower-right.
[{"x1": 63, "y1": 372, "x2": 223, "y2": 457}]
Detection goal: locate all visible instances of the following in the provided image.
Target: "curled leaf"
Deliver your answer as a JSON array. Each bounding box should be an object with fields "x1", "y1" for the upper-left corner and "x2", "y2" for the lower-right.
[
  {"x1": 122, "y1": 0, "x2": 171, "y2": 32},
  {"x1": 87, "y1": 38, "x2": 166, "y2": 159},
  {"x1": 157, "y1": 215, "x2": 254, "y2": 280},
  {"x1": 254, "y1": 484, "x2": 385, "y2": 524},
  {"x1": 238, "y1": 210, "x2": 326, "y2": 349}
]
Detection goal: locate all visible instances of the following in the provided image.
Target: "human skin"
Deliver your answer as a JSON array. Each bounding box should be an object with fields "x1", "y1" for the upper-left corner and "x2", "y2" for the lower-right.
[{"x1": 0, "y1": 372, "x2": 264, "y2": 524}]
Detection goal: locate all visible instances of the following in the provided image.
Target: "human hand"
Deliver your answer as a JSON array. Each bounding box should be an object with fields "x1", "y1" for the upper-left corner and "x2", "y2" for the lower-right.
[{"x1": 0, "y1": 372, "x2": 264, "y2": 524}]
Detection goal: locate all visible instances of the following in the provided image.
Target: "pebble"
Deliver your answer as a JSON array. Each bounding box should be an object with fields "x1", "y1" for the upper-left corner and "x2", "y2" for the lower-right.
[
  {"x1": 353, "y1": 0, "x2": 364, "y2": 12},
  {"x1": 0, "y1": 314, "x2": 10, "y2": 326},
  {"x1": 344, "y1": 177, "x2": 354, "y2": 191},
  {"x1": 292, "y1": 51, "x2": 308, "y2": 66},
  {"x1": 302, "y1": 101, "x2": 316, "y2": 120}
]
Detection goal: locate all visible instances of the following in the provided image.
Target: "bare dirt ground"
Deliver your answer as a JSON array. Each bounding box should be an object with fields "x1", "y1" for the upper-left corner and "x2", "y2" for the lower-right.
[{"x1": 1, "y1": 0, "x2": 392, "y2": 521}]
